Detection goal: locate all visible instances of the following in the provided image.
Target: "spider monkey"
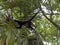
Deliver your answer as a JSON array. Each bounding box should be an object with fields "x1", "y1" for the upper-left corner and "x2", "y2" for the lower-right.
[
  {"x1": 6, "y1": 11, "x2": 39, "y2": 30},
  {"x1": 14, "y1": 12, "x2": 38, "y2": 30},
  {"x1": 14, "y1": 20, "x2": 34, "y2": 30}
]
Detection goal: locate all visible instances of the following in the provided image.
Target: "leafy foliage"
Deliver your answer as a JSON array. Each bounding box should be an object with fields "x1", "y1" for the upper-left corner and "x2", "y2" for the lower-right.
[{"x1": 0, "y1": 0, "x2": 60, "y2": 45}]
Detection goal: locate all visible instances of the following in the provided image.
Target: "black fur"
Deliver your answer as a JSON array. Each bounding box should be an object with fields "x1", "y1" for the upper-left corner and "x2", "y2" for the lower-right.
[{"x1": 14, "y1": 12, "x2": 38, "y2": 30}]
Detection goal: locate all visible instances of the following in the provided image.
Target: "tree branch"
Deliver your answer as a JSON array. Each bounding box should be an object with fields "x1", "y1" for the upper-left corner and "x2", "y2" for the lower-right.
[{"x1": 39, "y1": 4, "x2": 60, "y2": 30}]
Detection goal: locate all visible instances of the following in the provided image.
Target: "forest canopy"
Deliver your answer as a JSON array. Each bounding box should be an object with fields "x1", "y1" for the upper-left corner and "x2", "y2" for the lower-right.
[{"x1": 0, "y1": 0, "x2": 60, "y2": 45}]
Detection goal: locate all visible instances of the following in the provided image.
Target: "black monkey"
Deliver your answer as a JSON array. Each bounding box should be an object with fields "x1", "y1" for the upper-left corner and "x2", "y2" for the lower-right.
[
  {"x1": 14, "y1": 20, "x2": 35, "y2": 30},
  {"x1": 6, "y1": 10, "x2": 39, "y2": 30},
  {"x1": 14, "y1": 11, "x2": 39, "y2": 30},
  {"x1": 14, "y1": 20, "x2": 28, "y2": 28}
]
